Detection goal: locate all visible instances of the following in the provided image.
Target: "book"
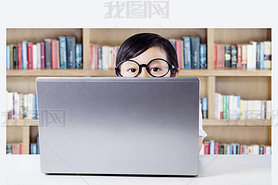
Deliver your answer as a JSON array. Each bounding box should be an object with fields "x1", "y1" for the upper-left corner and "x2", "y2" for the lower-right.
[
  {"x1": 256, "y1": 42, "x2": 260, "y2": 69},
  {"x1": 6, "y1": 144, "x2": 12, "y2": 154},
  {"x1": 27, "y1": 42, "x2": 33, "y2": 69},
  {"x1": 190, "y1": 37, "x2": 200, "y2": 69},
  {"x1": 259, "y1": 41, "x2": 264, "y2": 69},
  {"x1": 217, "y1": 45, "x2": 224, "y2": 69},
  {"x1": 9, "y1": 45, "x2": 13, "y2": 69},
  {"x1": 30, "y1": 143, "x2": 37, "y2": 154},
  {"x1": 66, "y1": 37, "x2": 76, "y2": 69},
  {"x1": 200, "y1": 44, "x2": 207, "y2": 69},
  {"x1": 22, "y1": 41, "x2": 28, "y2": 69},
  {"x1": 201, "y1": 98, "x2": 208, "y2": 119},
  {"x1": 51, "y1": 40, "x2": 58, "y2": 69},
  {"x1": 17, "y1": 43, "x2": 22, "y2": 69},
  {"x1": 237, "y1": 44, "x2": 242, "y2": 69},
  {"x1": 75, "y1": 44, "x2": 82, "y2": 69},
  {"x1": 98, "y1": 46, "x2": 102, "y2": 69},
  {"x1": 44, "y1": 39, "x2": 52, "y2": 69},
  {"x1": 175, "y1": 40, "x2": 183, "y2": 69},
  {"x1": 102, "y1": 46, "x2": 109, "y2": 70},
  {"x1": 40, "y1": 42, "x2": 46, "y2": 69},
  {"x1": 37, "y1": 43, "x2": 41, "y2": 69},
  {"x1": 231, "y1": 45, "x2": 237, "y2": 68},
  {"x1": 214, "y1": 44, "x2": 217, "y2": 69},
  {"x1": 58, "y1": 36, "x2": 67, "y2": 69},
  {"x1": 204, "y1": 141, "x2": 210, "y2": 154},
  {"x1": 263, "y1": 41, "x2": 271, "y2": 69},
  {"x1": 23, "y1": 94, "x2": 28, "y2": 119},
  {"x1": 224, "y1": 45, "x2": 231, "y2": 68},
  {"x1": 18, "y1": 93, "x2": 24, "y2": 120},
  {"x1": 241, "y1": 44, "x2": 247, "y2": 69},
  {"x1": 12, "y1": 45, "x2": 18, "y2": 69},
  {"x1": 183, "y1": 36, "x2": 191, "y2": 69},
  {"x1": 32, "y1": 44, "x2": 37, "y2": 69},
  {"x1": 210, "y1": 140, "x2": 215, "y2": 155}
]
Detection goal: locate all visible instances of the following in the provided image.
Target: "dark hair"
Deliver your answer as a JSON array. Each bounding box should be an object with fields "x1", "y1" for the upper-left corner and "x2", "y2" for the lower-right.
[{"x1": 115, "y1": 33, "x2": 179, "y2": 76}]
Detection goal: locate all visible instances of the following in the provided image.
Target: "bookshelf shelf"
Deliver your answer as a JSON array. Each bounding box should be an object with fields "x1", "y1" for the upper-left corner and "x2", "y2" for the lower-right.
[
  {"x1": 6, "y1": 119, "x2": 271, "y2": 127},
  {"x1": 6, "y1": 69, "x2": 271, "y2": 77},
  {"x1": 6, "y1": 28, "x2": 272, "y2": 154}
]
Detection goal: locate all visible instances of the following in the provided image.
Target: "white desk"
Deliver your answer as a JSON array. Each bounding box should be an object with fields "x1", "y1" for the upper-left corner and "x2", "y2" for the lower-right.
[{"x1": 3, "y1": 155, "x2": 270, "y2": 185}]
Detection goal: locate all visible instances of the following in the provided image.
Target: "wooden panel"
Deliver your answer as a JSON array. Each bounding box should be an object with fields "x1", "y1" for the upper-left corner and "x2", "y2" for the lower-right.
[
  {"x1": 89, "y1": 28, "x2": 207, "y2": 45},
  {"x1": 203, "y1": 126, "x2": 271, "y2": 146},
  {"x1": 207, "y1": 28, "x2": 214, "y2": 69},
  {"x1": 6, "y1": 28, "x2": 82, "y2": 44},
  {"x1": 83, "y1": 29, "x2": 90, "y2": 69},
  {"x1": 214, "y1": 28, "x2": 271, "y2": 44},
  {"x1": 208, "y1": 76, "x2": 215, "y2": 119},
  {"x1": 7, "y1": 77, "x2": 37, "y2": 94},
  {"x1": 199, "y1": 77, "x2": 207, "y2": 98},
  {"x1": 216, "y1": 77, "x2": 271, "y2": 100},
  {"x1": 203, "y1": 119, "x2": 271, "y2": 126},
  {"x1": 22, "y1": 126, "x2": 30, "y2": 154},
  {"x1": 6, "y1": 127, "x2": 22, "y2": 143}
]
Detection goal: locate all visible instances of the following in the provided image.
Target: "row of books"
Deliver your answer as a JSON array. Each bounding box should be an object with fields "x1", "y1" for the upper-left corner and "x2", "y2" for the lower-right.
[
  {"x1": 6, "y1": 92, "x2": 37, "y2": 120},
  {"x1": 89, "y1": 44, "x2": 120, "y2": 70},
  {"x1": 200, "y1": 140, "x2": 272, "y2": 155},
  {"x1": 215, "y1": 93, "x2": 271, "y2": 120},
  {"x1": 6, "y1": 135, "x2": 40, "y2": 154},
  {"x1": 169, "y1": 37, "x2": 207, "y2": 69},
  {"x1": 201, "y1": 98, "x2": 208, "y2": 119},
  {"x1": 214, "y1": 41, "x2": 272, "y2": 69},
  {"x1": 6, "y1": 36, "x2": 82, "y2": 70}
]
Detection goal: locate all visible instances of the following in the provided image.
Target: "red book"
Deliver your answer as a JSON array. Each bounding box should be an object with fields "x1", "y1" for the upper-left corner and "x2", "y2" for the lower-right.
[
  {"x1": 12, "y1": 144, "x2": 20, "y2": 154},
  {"x1": 214, "y1": 44, "x2": 217, "y2": 69},
  {"x1": 89, "y1": 44, "x2": 93, "y2": 69},
  {"x1": 217, "y1": 45, "x2": 224, "y2": 69},
  {"x1": 215, "y1": 143, "x2": 219, "y2": 154},
  {"x1": 20, "y1": 143, "x2": 23, "y2": 154},
  {"x1": 17, "y1": 44, "x2": 22, "y2": 69},
  {"x1": 220, "y1": 112, "x2": 223, "y2": 119},
  {"x1": 51, "y1": 40, "x2": 58, "y2": 69},
  {"x1": 204, "y1": 141, "x2": 210, "y2": 155},
  {"x1": 175, "y1": 40, "x2": 183, "y2": 69},
  {"x1": 27, "y1": 42, "x2": 33, "y2": 69},
  {"x1": 237, "y1": 44, "x2": 242, "y2": 69}
]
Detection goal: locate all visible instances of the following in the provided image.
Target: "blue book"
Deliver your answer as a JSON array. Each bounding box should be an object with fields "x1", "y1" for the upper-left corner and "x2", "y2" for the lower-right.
[
  {"x1": 227, "y1": 144, "x2": 232, "y2": 155},
  {"x1": 200, "y1": 44, "x2": 207, "y2": 69},
  {"x1": 58, "y1": 36, "x2": 67, "y2": 69},
  {"x1": 37, "y1": 135, "x2": 40, "y2": 154},
  {"x1": 232, "y1": 144, "x2": 237, "y2": 155},
  {"x1": 256, "y1": 42, "x2": 260, "y2": 69},
  {"x1": 210, "y1": 140, "x2": 215, "y2": 155},
  {"x1": 6, "y1": 45, "x2": 10, "y2": 69},
  {"x1": 30, "y1": 144, "x2": 37, "y2": 154},
  {"x1": 237, "y1": 96, "x2": 241, "y2": 119},
  {"x1": 75, "y1": 44, "x2": 83, "y2": 69},
  {"x1": 183, "y1": 37, "x2": 191, "y2": 69},
  {"x1": 259, "y1": 41, "x2": 264, "y2": 69},
  {"x1": 190, "y1": 37, "x2": 200, "y2": 69},
  {"x1": 201, "y1": 98, "x2": 208, "y2": 119},
  {"x1": 66, "y1": 37, "x2": 76, "y2": 69},
  {"x1": 33, "y1": 94, "x2": 37, "y2": 119},
  {"x1": 22, "y1": 41, "x2": 28, "y2": 69}
]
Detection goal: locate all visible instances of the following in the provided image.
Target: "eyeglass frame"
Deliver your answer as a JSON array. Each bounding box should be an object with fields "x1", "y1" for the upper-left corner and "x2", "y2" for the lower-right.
[{"x1": 115, "y1": 58, "x2": 177, "y2": 77}]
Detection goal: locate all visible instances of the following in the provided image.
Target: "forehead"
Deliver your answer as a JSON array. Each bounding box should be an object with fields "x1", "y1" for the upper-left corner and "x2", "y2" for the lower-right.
[{"x1": 128, "y1": 47, "x2": 167, "y2": 64}]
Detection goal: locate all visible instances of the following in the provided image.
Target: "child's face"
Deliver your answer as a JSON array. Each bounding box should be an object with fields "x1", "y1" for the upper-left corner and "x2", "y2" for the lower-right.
[{"x1": 127, "y1": 47, "x2": 172, "y2": 77}]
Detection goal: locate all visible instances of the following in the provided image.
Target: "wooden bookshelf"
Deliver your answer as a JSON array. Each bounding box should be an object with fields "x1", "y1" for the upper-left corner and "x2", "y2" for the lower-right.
[{"x1": 6, "y1": 28, "x2": 272, "y2": 154}]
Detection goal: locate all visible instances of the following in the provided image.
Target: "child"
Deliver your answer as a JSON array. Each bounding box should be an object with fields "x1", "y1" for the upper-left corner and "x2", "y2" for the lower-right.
[{"x1": 115, "y1": 32, "x2": 207, "y2": 152}]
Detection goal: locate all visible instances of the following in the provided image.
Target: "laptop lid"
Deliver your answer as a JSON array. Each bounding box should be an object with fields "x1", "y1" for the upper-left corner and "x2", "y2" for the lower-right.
[{"x1": 36, "y1": 77, "x2": 199, "y2": 176}]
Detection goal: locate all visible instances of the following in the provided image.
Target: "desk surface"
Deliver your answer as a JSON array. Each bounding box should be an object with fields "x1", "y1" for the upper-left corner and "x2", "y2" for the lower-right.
[{"x1": 3, "y1": 155, "x2": 270, "y2": 185}]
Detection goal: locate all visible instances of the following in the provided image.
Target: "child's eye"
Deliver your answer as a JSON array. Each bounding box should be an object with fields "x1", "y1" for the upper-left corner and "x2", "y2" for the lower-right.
[
  {"x1": 128, "y1": 68, "x2": 137, "y2": 73},
  {"x1": 150, "y1": 67, "x2": 161, "y2": 72}
]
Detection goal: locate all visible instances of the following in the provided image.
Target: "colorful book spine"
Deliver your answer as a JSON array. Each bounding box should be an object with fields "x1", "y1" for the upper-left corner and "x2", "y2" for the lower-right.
[
  {"x1": 201, "y1": 98, "x2": 208, "y2": 119},
  {"x1": 22, "y1": 41, "x2": 28, "y2": 69},
  {"x1": 259, "y1": 41, "x2": 264, "y2": 69},
  {"x1": 37, "y1": 43, "x2": 41, "y2": 69},
  {"x1": 183, "y1": 37, "x2": 191, "y2": 69},
  {"x1": 200, "y1": 44, "x2": 207, "y2": 69},
  {"x1": 66, "y1": 37, "x2": 76, "y2": 69},
  {"x1": 32, "y1": 44, "x2": 38, "y2": 69},
  {"x1": 231, "y1": 45, "x2": 237, "y2": 68},
  {"x1": 256, "y1": 42, "x2": 260, "y2": 69},
  {"x1": 263, "y1": 41, "x2": 271, "y2": 69},
  {"x1": 237, "y1": 44, "x2": 242, "y2": 69},
  {"x1": 27, "y1": 42, "x2": 33, "y2": 69},
  {"x1": 17, "y1": 44, "x2": 22, "y2": 69},
  {"x1": 51, "y1": 40, "x2": 58, "y2": 69},
  {"x1": 241, "y1": 44, "x2": 247, "y2": 69},
  {"x1": 75, "y1": 44, "x2": 83, "y2": 69},
  {"x1": 6, "y1": 46, "x2": 10, "y2": 69},
  {"x1": 175, "y1": 40, "x2": 183, "y2": 69},
  {"x1": 98, "y1": 46, "x2": 103, "y2": 69},
  {"x1": 217, "y1": 45, "x2": 224, "y2": 69},
  {"x1": 45, "y1": 39, "x2": 52, "y2": 69},
  {"x1": 13, "y1": 45, "x2": 18, "y2": 69},
  {"x1": 190, "y1": 37, "x2": 200, "y2": 69},
  {"x1": 58, "y1": 36, "x2": 67, "y2": 69},
  {"x1": 224, "y1": 45, "x2": 231, "y2": 68},
  {"x1": 40, "y1": 42, "x2": 46, "y2": 69}
]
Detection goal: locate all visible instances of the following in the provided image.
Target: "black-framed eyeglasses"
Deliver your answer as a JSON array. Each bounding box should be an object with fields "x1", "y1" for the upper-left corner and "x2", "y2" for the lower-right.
[{"x1": 115, "y1": 58, "x2": 176, "y2": 77}]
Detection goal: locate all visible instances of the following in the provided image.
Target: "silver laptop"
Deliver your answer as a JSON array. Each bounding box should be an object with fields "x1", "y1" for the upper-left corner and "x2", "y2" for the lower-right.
[{"x1": 36, "y1": 77, "x2": 199, "y2": 176}]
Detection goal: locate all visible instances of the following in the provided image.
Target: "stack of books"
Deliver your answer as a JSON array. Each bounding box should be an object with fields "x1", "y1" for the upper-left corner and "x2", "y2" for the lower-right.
[
  {"x1": 6, "y1": 91, "x2": 37, "y2": 120},
  {"x1": 200, "y1": 140, "x2": 272, "y2": 155},
  {"x1": 6, "y1": 36, "x2": 82, "y2": 70},
  {"x1": 215, "y1": 93, "x2": 271, "y2": 120},
  {"x1": 214, "y1": 41, "x2": 271, "y2": 70}
]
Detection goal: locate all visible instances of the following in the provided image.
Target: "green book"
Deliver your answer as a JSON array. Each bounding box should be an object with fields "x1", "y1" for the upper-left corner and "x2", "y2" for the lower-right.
[{"x1": 223, "y1": 95, "x2": 227, "y2": 119}]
